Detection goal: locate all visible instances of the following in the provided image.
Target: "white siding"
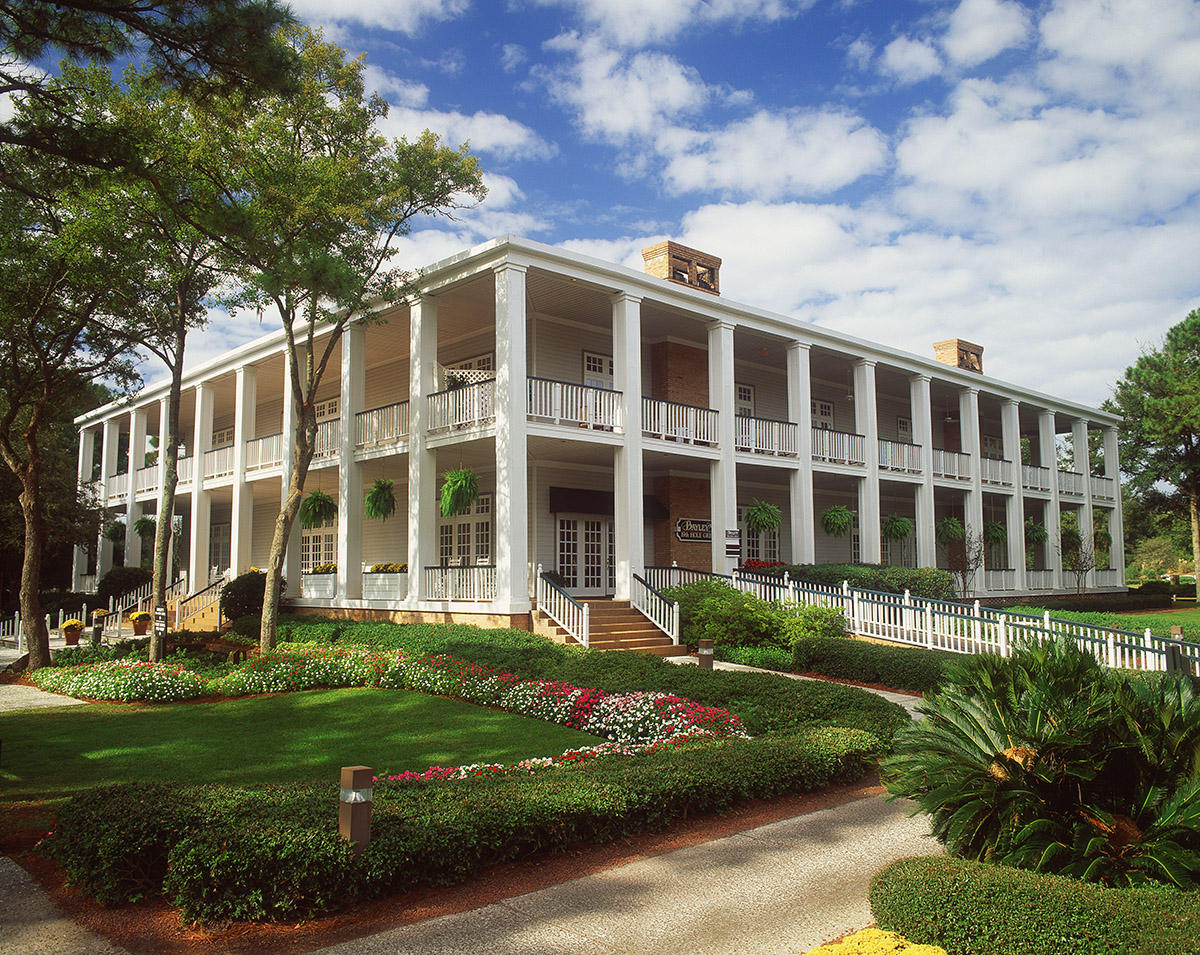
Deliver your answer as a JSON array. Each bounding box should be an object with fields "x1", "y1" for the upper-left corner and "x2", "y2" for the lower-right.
[{"x1": 529, "y1": 314, "x2": 614, "y2": 384}]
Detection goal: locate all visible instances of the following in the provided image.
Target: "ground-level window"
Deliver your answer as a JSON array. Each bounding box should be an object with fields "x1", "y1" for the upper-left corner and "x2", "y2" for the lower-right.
[
  {"x1": 737, "y1": 506, "x2": 780, "y2": 563},
  {"x1": 436, "y1": 495, "x2": 493, "y2": 565},
  {"x1": 301, "y1": 520, "x2": 336, "y2": 573}
]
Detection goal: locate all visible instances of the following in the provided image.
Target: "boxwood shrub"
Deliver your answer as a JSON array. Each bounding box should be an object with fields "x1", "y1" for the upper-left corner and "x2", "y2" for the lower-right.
[
  {"x1": 47, "y1": 727, "x2": 879, "y2": 922},
  {"x1": 770, "y1": 564, "x2": 957, "y2": 601},
  {"x1": 870, "y1": 856, "x2": 1200, "y2": 955},
  {"x1": 792, "y1": 636, "x2": 946, "y2": 693}
]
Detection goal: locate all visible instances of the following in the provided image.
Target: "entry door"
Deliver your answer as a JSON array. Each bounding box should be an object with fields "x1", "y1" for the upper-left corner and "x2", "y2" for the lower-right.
[
  {"x1": 209, "y1": 522, "x2": 231, "y2": 578},
  {"x1": 556, "y1": 515, "x2": 615, "y2": 597}
]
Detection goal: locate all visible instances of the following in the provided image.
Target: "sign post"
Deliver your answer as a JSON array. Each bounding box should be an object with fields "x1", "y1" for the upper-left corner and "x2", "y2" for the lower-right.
[
  {"x1": 725, "y1": 529, "x2": 741, "y2": 561},
  {"x1": 153, "y1": 603, "x2": 168, "y2": 649}
]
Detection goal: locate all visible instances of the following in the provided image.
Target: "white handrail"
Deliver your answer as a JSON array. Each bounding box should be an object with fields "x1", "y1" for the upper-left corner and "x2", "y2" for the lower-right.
[
  {"x1": 931, "y1": 448, "x2": 971, "y2": 480},
  {"x1": 979, "y1": 456, "x2": 1013, "y2": 486},
  {"x1": 427, "y1": 380, "x2": 496, "y2": 433},
  {"x1": 246, "y1": 432, "x2": 285, "y2": 471},
  {"x1": 1022, "y1": 464, "x2": 1052, "y2": 492},
  {"x1": 878, "y1": 438, "x2": 922, "y2": 473},
  {"x1": 734, "y1": 416, "x2": 799, "y2": 456},
  {"x1": 355, "y1": 401, "x2": 410, "y2": 448},
  {"x1": 313, "y1": 418, "x2": 340, "y2": 461},
  {"x1": 641, "y1": 397, "x2": 719, "y2": 445},
  {"x1": 535, "y1": 565, "x2": 590, "y2": 647},
  {"x1": 203, "y1": 444, "x2": 235, "y2": 479},
  {"x1": 631, "y1": 573, "x2": 679, "y2": 643},
  {"x1": 527, "y1": 378, "x2": 624, "y2": 431},
  {"x1": 811, "y1": 428, "x2": 866, "y2": 465},
  {"x1": 423, "y1": 564, "x2": 497, "y2": 601},
  {"x1": 1057, "y1": 469, "x2": 1085, "y2": 495}
]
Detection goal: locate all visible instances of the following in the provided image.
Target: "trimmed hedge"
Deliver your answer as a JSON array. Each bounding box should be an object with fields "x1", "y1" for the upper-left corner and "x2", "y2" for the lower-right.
[
  {"x1": 272, "y1": 617, "x2": 911, "y2": 742},
  {"x1": 792, "y1": 636, "x2": 946, "y2": 693},
  {"x1": 770, "y1": 563, "x2": 957, "y2": 601},
  {"x1": 48, "y1": 727, "x2": 879, "y2": 922},
  {"x1": 1003, "y1": 592, "x2": 1171, "y2": 612},
  {"x1": 870, "y1": 856, "x2": 1200, "y2": 955}
]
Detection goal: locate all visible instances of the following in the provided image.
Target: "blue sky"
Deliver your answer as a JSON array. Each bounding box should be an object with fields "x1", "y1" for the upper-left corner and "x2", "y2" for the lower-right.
[{"x1": 182, "y1": 1, "x2": 1200, "y2": 405}]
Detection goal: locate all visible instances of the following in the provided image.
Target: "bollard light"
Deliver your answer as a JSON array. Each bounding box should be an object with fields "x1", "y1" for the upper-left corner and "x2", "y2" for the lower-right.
[
  {"x1": 698, "y1": 638, "x2": 714, "y2": 670},
  {"x1": 338, "y1": 765, "x2": 373, "y2": 855}
]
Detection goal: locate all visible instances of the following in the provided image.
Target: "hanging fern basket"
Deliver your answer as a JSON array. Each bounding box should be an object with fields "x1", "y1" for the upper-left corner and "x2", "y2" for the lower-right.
[
  {"x1": 440, "y1": 468, "x2": 479, "y2": 518},
  {"x1": 104, "y1": 520, "x2": 126, "y2": 544},
  {"x1": 936, "y1": 517, "x2": 965, "y2": 545},
  {"x1": 984, "y1": 521, "x2": 1008, "y2": 546},
  {"x1": 880, "y1": 513, "x2": 914, "y2": 542},
  {"x1": 744, "y1": 499, "x2": 782, "y2": 536},
  {"x1": 821, "y1": 505, "x2": 854, "y2": 538},
  {"x1": 1024, "y1": 519, "x2": 1049, "y2": 547},
  {"x1": 299, "y1": 489, "x2": 337, "y2": 529},
  {"x1": 364, "y1": 478, "x2": 396, "y2": 522},
  {"x1": 133, "y1": 515, "x2": 156, "y2": 539}
]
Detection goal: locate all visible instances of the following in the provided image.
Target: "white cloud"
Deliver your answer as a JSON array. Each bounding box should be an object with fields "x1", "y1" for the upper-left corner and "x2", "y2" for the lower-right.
[
  {"x1": 942, "y1": 0, "x2": 1030, "y2": 67},
  {"x1": 378, "y1": 105, "x2": 555, "y2": 161},
  {"x1": 286, "y1": 0, "x2": 470, "y2": 34},
  {"x1": 533, "y1": 0, "x2": 812, "y2": 48},
  {"x1": 500, "y1": 43, "x2": 527, "y2": 72},
  {"x1": 846, "y1": 36, "x2": 874, "y2": 71},
  {"x1": 879, "y1": 36, "x2": 942, "y2": 84},
  {"x1": 362, "y1": 64, "x2": 429, "y2": 108}
]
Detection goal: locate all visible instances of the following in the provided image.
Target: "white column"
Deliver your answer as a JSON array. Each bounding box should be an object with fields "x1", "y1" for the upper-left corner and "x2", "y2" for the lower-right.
[
  {"x1": 787, "y1": 342, "x2": 815, "y2": 564},
  {"x1": 494, "y1": 264, "x2": 530, "y2": 612},
  {"x1": 73, "y1": 427, "x2": 96, "y2": 589},
  {"x1": 960, "y1": 387, "x2": 984, "y2": 541},
  {"x1": 337, "y1": 324, "x2": 365, "y2": 600},
  {"x1": 189, "y1": 384, "x2": 213, "y2": 588},
  {"x1": 124, "y1": 408, "x2": 147, "y2": 567},
  {"x1": 280, "y1": 355, "x2": 300, "y2": 597},
  {"x1": 158, "y1": 397, "x2": 175, "y2": 583},
  {"x1": 1103, "y1": 426, "x2": 1125, "y2": 585},
  {"x1": 97, "y1": 418, "x2": 119, "y2": 577},
  {"x1": 854, "y1": 359, "x2": 881, "y2": 563},
  {"x1": 231, "y1": 366, "x2": 257, "y2": 577},
  {"x1": 407, "y1": 296, "x2": 438, "y2": 606},
  {"x1": 1073, "y1": 417, "x2": 1095, "y2": 590},
  {"x1": 910, "y1": 375, "x2": 936, "y2": 568},
  {"x1": 612, "y1": 293, "x2": 644, "y2": 599},
  {"x1": 1039, "y1": 409, "x2": 1063, "y2": 590},
  {"x1": 709, "y1": 320, "x2": 737, "y2": 574},
  {"x1": 1001, "y1": 399, "x2": 1026, "y2": 592}
]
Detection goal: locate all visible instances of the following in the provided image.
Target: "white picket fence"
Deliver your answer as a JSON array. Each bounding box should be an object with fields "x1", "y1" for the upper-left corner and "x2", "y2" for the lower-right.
[{"x1": 644, "y1": 565, "x2": 1199, "y2": 674}]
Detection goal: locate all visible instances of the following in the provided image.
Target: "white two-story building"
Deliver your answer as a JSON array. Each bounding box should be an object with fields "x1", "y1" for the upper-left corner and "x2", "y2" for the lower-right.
[{"x1": 73, "y1": 236, "x2": 1125, "y2": 627}]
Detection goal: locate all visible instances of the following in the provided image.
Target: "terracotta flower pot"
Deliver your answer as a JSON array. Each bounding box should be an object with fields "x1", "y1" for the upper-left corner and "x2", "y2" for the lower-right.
[
  {"x1": 63, "y1": 628, "x2": 82, "y2": 647},
  {"x1": 133, "y1": 620, "x2": 150, "y2": 636}
]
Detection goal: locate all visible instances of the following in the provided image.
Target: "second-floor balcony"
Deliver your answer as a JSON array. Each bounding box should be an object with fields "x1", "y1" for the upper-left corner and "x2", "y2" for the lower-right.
[
  {"x1": 931, "y1": 448, "x2": 971, "y2": 481},
  {"x1": 203, "y1": 444, "x2": 234, "y2": 480},
  {"x1": 247, "y1": 432, "x2": 284, "y2": 472},
  {"x1": 105, "y1": 471, "x2": 128, "y2": 500},
  {"x1": 1091, "y1": 474, "x2": 1117, "y2": 501},
  {"x1": 878, "y1": 438, "x2": 921, "y2": 474},
  {"x1": 735, "y1": 415, "x2": 798, "y2": 456},
  {"x1": 527, "y1": 378, "x2": 623, "y2": 431},
  {"x1": 134, "y1": 465, "x2": 157, "y2": 495},
  {"x1": 1058, "y1": 469, "x2": 1084, "y2": 496},
  {"x1": 356, "y1": 401, "x2": 409, "y2": 450},
  {"x1": 811, "y1": 427, "x2": 866, "y2": 466},
  {"x1": 642, "y1": 397, "x2": 719, "y2": 446},
  {"x1": 313, "y1": 418, "x2": 339, "y2": 462},
  {"x1": 979, "y1": 456, "x2": 1013, "y2": 487},
  {"x1": 427, "y1": 379, "x2": 495, "y2": 434},
  {"x1": 1022, "y1": 464, "x2": 1052, "y2": 492}
]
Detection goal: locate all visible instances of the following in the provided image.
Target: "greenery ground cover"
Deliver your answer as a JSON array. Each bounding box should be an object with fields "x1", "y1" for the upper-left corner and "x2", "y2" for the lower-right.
[
  {"x1": 1004, "y1": 604, "x2": 1200, "y2": 642},
  {"x1": 0, "y1": 688, "x2": 600, "y2": 801}
]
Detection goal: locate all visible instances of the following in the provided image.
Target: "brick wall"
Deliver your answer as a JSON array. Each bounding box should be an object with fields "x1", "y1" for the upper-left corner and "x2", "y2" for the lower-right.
[
  {"x1": 649, "y1": 341, "x2": 709, "y2": 408},
  {"x1": 652, "y1": 474, "x2": 713, "y2": 570}
]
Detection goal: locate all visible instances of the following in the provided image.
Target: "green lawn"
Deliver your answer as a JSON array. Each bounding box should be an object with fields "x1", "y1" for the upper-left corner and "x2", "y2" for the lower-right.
[
  {"x1": 1112, "y1": 607, "x2": 1200, "y2": 640},
  {"x1": 0, "y1": 688, "x2": 600, "y2": 801}
]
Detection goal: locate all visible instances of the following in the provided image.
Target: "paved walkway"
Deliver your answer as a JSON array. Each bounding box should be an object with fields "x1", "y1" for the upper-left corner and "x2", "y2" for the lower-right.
[
  {"x1": 316, "y1": 795, "x2": 937, "y2": 955},
  {"x1": 0, "y1": 858, "x2": 125, "y2": 955},
  {"x1": 0, "y1": 683, "x2": 85, "y2": 713}
]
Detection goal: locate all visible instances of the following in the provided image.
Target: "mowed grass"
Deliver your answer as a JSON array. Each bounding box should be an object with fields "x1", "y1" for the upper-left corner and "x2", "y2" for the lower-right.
[
  {"x1": 1113, "y1": 606, "x2": 1200, "y2": 641},
  {"x1": 0, "y1": 688, "x2": 601, "y2": 801}
]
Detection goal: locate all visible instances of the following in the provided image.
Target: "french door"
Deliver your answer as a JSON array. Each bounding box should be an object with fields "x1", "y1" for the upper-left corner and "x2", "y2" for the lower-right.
[{"x1": 556, "y1": 515, "x2": 615, "y2": 597}]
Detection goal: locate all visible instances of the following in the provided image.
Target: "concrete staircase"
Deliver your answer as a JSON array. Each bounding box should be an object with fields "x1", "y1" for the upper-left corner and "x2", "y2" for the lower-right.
[{"x1": 534, "y1": 599, "x2": 681, "y2": 656}]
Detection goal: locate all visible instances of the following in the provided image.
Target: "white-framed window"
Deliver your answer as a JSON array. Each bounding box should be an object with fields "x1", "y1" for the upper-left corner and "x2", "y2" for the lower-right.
[
  {"x1": 811, "y1": 399, "x2": 834, "y2": 429},
  {"x1": 448, "y1": 352, "x2": 495, "y2": 373},
  {"x1": 851, "y1": 511, "x2": 861, "y2": 564},
  {"x1": 737, "y1": 506, "x2": 780, "y2": 563},
  {"x1": 736, "y1": 383, "x2": 756, "y2": 417},
  {"x1": 897, "y1": 417, "x2": 912, "y2": 443},
  {"x1": 983, "y1": 434, "x2": 1004, "y2": 458},
  {"x1": 211, "y1": 426, "x2": 234, "y2": 448},
  {"x1": 300, "y1": 520, "x2": 336, "y2": 573},
  {"x1": 314, "y1": 397, "x2": 339, "y2": 421},
  {"x1": 583, "y1": 351, "x2": 614, "y2": 388},
  {"x1": 436, "y1": 494, "x2": 493, "y2": 565}
]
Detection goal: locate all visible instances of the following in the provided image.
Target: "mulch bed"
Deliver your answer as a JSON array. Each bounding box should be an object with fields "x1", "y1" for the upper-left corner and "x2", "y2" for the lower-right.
[{"x1": 2, "y1": 773, "x2": 883, "y2": 955}]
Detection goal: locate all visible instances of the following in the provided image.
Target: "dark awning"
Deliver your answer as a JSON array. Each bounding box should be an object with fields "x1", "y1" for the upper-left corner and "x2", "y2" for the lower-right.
[{"x1": 549, "y1": 486, "x2": 668, "y2": 519}]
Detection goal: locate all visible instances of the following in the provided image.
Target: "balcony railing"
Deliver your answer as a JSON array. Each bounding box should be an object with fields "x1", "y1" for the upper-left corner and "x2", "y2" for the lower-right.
[
  {"x1": 246, "y1": 432, "x2": 284, "y2": 471},
  {"x1": 984, "y1": 568, "x2": 1015, "y2": 592},
  {"x1": 355, "y1": 401, "x2": 409, "y2": 449},
  {"x1": 105, "y1": 471, "x2": 128, "y2": 500},
  {"x1": 811, "y1": 427, "x2": 866, "y2": 466},
  {"x1": 979, "y1": 456, "x2": 1013, "y2": 487},
  {"x1": 134, "y1": 465, "x2": 157, "y2": 494},
  {"x1": 1026, "y1": 569, "x2": 1054, "y2": 590},
  {"x1": 1057, "y1": 469, "x2": 1084, "y2": 495},
  {"x1": 1022, "y1": 464, "x2": 1052, "y2": 492},
  {"x1": 177, "y1": 455, "x2": 193, "y2": 486},
  {"x1": 1095, "y1": 568, "x2": 1122, "y2": 587},
  {"x1": 424, "y1": 564, "x2": 496, "y2": 602},
  {"x1": 203, "y1": 444, "x2": 234, "y2": 479},
  {"x1": 313, "y1": 418, "x2": 339, "y2": 461},
  {"x1": 642, "y1": 397, "x2": 719, "y2": 446},
  {"x1": 427, "y1": 379, "x2": 496, "y2": 433},
  {"x1": 527, "y1": 377, "x2": 623, "y2": 431},
  {"x1": 931, "y1": 448, "x2": 971, "y2": 481},
  {"x1": 1091, "y1": 475, "x2": 1117, "y2": 501},
  {"x1": 735, "y1": 415, "x2": 798, "y2": 456},
  {"x1": 878, "y1": 438, "x2": 922, "y2": 474}
]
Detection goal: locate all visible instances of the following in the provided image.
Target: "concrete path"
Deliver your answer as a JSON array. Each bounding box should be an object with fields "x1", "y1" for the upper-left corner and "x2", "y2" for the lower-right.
[
  {"x1": 0, "y1": 857, "x2": 126, "y2": 955},
  {"x1": 315, "y1": 795, "x2": 938, "y2": 955},
  {"x1": 0, "y1": 683, "x2": 85, "y2": 713}
]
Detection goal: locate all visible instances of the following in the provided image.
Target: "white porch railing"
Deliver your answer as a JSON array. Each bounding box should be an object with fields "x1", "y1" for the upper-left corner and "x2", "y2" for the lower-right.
[
  {"x1": 811, "y1": 428, "x2": 866, "y2": 465},
  {"x1": 246, "y1": 432, "x2": 284, "y2": 471},
  {"x1": 424, "y1": 564, "x2": 497, "y2": 601},
  {"x1": 177, "y1": 573, "x2": 227, "y2": 628},
  {"x1": 1091, "y1": 475, "x2": 1117, "y2": 501},
  {"x1": 536, "y1": 566, "x2": 590, "y2": 647},
  {"x1": 1022, "y1": 465, "x2": 1052, "y2": 492},
  {"x1": 984, "y1": 569, "x2": 1016, "y2": 592},
  {"x1": 134, "y1": 465, "x2": 157, "y2": 494},
  {"x1": 78, "y1": 574, "x2": 97, "y2": 593},
  {"x1": 1058, "y1": 469, "x2": 1084, "y2": 495},
  {"x1": 313, "y1": 418, "x2": 339, "y2": 462},
  {"x1": 734, "y1": 416, "x2": 798, "y2": 456},
  {"x1": 527, "y1": 378, "x2": 624, "y2": 431},
  {"x1": 932, "y1": 448, "x2": 971, "y2": 481},
  {"x1": 979, "y1": 457, "x2": 1013, "y2": 487},
  {"x1": 362, "y1": 571, "x2": 408, "y2": 600},
  {"x1": 878, "y1": 439, "x2": 922, "y2": 474},
  {"x1": 642, "y1": 397, "x2": 719, "y2": 445},
  {"x1": 301, "y1": 573, "x2": 336, "y2": 598},
  {"x1": 177, "y1": 455, "x2": 193, "y2": 486},
  {"x1": 203, "y1": 444, "x2": 235, "y2": 479},
  {"x1": 355, "y1": 401, "x2": 409, "y2": 449},
  {"x1": 1026, "y1": 569, "x2": 1054, "y2": 590},
  {"x1": 105, "y1": 472, "x2": 128, "y2": 500},
  {"x1": 1096, "y1": 568, "x2": 1122, "y2": 587},
  {"x1": 631, "y1": 573, "x2": 680, "y2": 643},
  {"x1": 427, "y1": 380, "x2": 496, "y2": 433}
]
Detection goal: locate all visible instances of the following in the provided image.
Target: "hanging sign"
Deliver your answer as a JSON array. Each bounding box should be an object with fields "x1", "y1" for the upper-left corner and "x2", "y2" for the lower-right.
[
  {"x1": 725, "y1": 529, "x2": 742, "y2": 559},
  {"x1": 675, "y1": 518, "x2": 711, "y2": 542}
]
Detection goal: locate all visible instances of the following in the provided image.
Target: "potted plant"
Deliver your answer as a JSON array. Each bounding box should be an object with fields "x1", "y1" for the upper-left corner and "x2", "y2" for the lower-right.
[
  {"x1": 440, "y1": 468, "x2": 479, "y2": 517},
  {"x1": 881, "y1": 513, "x2": 914, "y2": 542},
  {"x1": 935, "y1": 516, "x2": 965, "y2": 545},
  {"x1": 299, "y1": 489, "x2": 337, "y2": 529},
  {"x1": 61, "y1": 618, "x2": 84, "y2": 647},
  {"x1": 821, "y1": 504, "x2": 854, "y2": 538},
  {"x1": 364, "y1": 478, "x2": 397, "y2": 522},
  {"x1": 129, "y1": 610, "x2": 152, "y2": 636},
  {"x1": 984, "y1": 521, "x2": 1008, "y2": 546},
  {"x1": 744, "y1": 499, "x2": 782, "y2": 537}
]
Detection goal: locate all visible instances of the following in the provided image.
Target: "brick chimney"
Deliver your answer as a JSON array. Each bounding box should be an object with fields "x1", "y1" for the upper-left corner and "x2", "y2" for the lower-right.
[
  {"x1": 933, "y1": 338, "x2": 984, "y2": 374},
  {"x1": 642, "y1": 241, "x2": 721, "y2": 295}
]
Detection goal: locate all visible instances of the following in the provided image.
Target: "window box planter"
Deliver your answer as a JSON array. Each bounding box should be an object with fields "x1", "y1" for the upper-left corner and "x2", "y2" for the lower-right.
[
  {"x1": 300, "y1": 574, "x2": 336, "y2": 599},
  {"x1": 363, "y1": 572, "x2": 408, "y2": 600}
]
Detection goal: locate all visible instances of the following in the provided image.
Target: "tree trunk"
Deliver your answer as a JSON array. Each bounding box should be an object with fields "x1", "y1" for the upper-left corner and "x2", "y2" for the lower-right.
[
  {"x1": 259, "y1": 427, "x2": 314, "y2": 653},
  {"x1": 149, "y1": 356, "x2": 184, "y2": 662},
  {"x1": 1191, "y1": 490, "x2": 1200, "y2": 603},
  {"x1": 18, "y1": 467, "x2": 50, "y2": 670}
]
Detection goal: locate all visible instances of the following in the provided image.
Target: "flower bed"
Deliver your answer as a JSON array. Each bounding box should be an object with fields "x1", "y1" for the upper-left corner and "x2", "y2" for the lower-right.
[{"x1": 32, "y1": 660, "x2": 205, "y2": 703}]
